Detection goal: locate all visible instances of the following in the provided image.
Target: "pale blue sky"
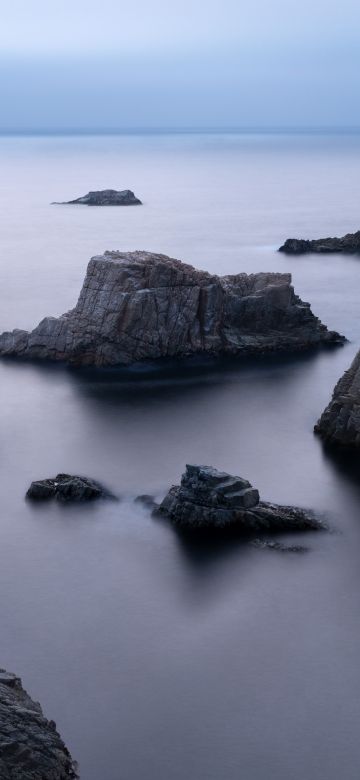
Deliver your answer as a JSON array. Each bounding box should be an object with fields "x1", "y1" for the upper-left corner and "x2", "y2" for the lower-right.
[{"x1": 1, "y1": 0, "x2": 359, "y2": 131}]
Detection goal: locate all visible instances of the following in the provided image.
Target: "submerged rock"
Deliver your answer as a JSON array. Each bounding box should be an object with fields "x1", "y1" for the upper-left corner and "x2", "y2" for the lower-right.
[
  {"x1": 158, "y1": 465, "x2": 323, "y2": 532},
  {"x1": 26, "y1": 473, "x2": 113, "y2": 502},
  {"x1": 279, "y1": 231, "x2": 360, "y2": 255},
  {"x1": 0, "y1": 669, "x2": 77, "y2": 779},
  {"x1": 315, "y1": 350, "x2": 360, "y2": 448},
  {"x1": 135, "y1": 494, "x2": 157, "y2": 510},
  {"x1": 0, "y1": 251, "x2": 344, "y2": 368},
  {"x1": 54, "y1": 189, "x2": 142, "y2": 206},
  {"x1": 251, "y1": 539, "x2": 309, "y2": 552}
]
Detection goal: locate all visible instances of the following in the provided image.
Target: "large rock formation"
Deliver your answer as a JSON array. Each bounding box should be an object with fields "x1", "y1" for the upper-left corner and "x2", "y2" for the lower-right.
[
  {"x1": 26, "y1": 473, "x2": 113, "y2": 502},
  {"x1": 54, "y1": 189, "x2": 142, "y2": 206},
  {"x1": 0, "y1": 669, "x2": 77, "y2": 779},
  {"x1": 0, "y1": 251, "x2": 344, "y2": 368},
  {"x1": 315, "y1": 351, "x2": 360, "y2": 448},
  {"x1": 279, "y1": 231, "x2": 360, "y2": 255},
  {"x1": 158, "y1": 465, "x2": 322, "y2": 532}
]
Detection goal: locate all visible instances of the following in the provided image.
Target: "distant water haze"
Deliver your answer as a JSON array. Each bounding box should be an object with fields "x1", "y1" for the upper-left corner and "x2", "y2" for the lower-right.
[{"x1": 1, "y1": 133, "x2": 360, "y2": 780}]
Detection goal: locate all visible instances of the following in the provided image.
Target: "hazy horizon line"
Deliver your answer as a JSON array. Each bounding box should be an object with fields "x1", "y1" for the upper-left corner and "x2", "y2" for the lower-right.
[{"x1": 2, "y1": 125, "x2": 360, "y2": 137}]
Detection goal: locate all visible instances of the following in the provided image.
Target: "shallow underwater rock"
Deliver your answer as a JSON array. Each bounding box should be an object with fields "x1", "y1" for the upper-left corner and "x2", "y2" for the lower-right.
[
  {"x1": 134, "y1": 494, "x2": 157, "y2": 510},
  {"x1": 53, "y1": 189, "x2": 142, "y2": 206},
  {"x1": 251, "y1": 539, "x2": 309, "y2": 552},
  {"x1": 315, "y1": 350, "x2": 360, "y2": 448},
  {"x1": 0, "y1": 250, "x2": 344, "y2": 368},
  {"x1": 0, "y1": 669, "x2": 77, "y2": 779},
  {"x1": 158, "y1": 465, "x2": 323, "y2": 532},
  {"x1": 26, "y1": 473, "x2": 113, "y2": 502},
  {"x1": 279, "y1": 231, "x2": 360, "y2": 255}
]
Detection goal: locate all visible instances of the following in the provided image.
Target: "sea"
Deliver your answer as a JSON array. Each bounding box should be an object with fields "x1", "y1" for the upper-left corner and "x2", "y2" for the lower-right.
[{"x1": 0, "y1": 131, "x2": 360, "y2": 780}]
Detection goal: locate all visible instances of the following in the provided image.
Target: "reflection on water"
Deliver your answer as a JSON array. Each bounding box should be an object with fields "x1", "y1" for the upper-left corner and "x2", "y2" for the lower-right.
[{"x1": 0, "y1": 133, "x2": 360, "y2": 779}]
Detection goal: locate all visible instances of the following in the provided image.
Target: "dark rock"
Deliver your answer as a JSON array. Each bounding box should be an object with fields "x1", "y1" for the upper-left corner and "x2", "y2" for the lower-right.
[
  {"x1": 134, "y1": 494, "x2": 157, "y2": 510},
  {"x1": 26, "y1": 473, "x2": 113, "y2": 502},
  {"x1": 0, "y1": 251, "x2": 344, "y2": 368},
  {"x1": 315, "y1": 350, "x2": 360, "y2": 448},
  {"x1": 54, "y1": 189, "x2": 142, "y2": 206},
  {"x1": 158, "y1": 465, "x2": 323, "y2": 532},
  {"x1": 279, "y1": 231, "x2": 360, "y2": 255},
  {"x1": 0, "y1": 668, "x2": 77, "y2": 779}
]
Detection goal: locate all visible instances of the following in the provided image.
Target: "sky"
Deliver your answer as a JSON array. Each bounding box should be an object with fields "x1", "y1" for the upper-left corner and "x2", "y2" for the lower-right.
[{"x1": 1, "y1": 0, "x2": 359, "y2": 131}]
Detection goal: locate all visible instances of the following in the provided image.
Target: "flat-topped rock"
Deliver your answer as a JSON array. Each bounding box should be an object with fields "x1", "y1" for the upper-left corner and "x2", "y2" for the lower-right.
[
  {"x1": 315, "y1": 350, "x2": 360, "y2": 448},
  {"x1": 26, "y1": 473, "x2": 113, "y2": 502},
  {"x1": 279, "y1": 231, "x2": 360, "y2": 255},
  {"x1": 0, "y1": 251, "x2": 344, "y2": 368},
  {"x1": 54, "y1": 189, "x2": 142, "y2": 206},
  {"x1": 158, "y1": 464, "x2": 323, "y2": 532},
  {"x1": 0, "y1": 668, "x2": 77, "y2": 779}
]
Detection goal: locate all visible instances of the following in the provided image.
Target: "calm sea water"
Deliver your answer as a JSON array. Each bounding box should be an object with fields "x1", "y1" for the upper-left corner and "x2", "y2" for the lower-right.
[{"x1": 0, "y1": 132, "x2": 360, "y2": 780}]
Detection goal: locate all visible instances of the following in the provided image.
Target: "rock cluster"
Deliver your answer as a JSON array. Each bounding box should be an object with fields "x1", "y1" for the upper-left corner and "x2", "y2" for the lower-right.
[
  {"x1": 279, "y1": 230, "x2": 360, "y2": 255},
  {"x1": 54, "y1": 189, "x2": 142, "y2": 206},
  {"x1": 0, "y1": 669, "x2": 77, "y2": 779},
  {"x1": 315, "y1": 350, "x2": 360, "y2": 448},
  {"x1": 158, "y1": 465, "x2": 322, "y2": 532},
  {"x1": 26, "y1": 473, "x2": 112, "y2": 502},
  {"x1": 0, "y1": 251, "x2": 344, "y2": 368}
]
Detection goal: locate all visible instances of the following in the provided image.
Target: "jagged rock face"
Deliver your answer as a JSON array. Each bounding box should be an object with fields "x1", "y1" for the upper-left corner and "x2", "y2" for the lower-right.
[
  {"x1": 56, "y1": 189, "x2": 142, "y2": 205},
  {"x1": 26, "y1": 473, "x2": 113, "y2": 502},
  {"x1": 0, "y1": 669, "x2": 77, "y2": 779},
  {"x1": 0, "y1": 251, "x2": 344, "y2": 368},
  {"x1": 159, "y1": 464, "x2": 322, "y2": 532},
  {"x1": 279, "y1": 231, "x2": 360, "y2": 255},
  {"x1": 315, "y1": 351, "x2": 360, "y2": 447}
]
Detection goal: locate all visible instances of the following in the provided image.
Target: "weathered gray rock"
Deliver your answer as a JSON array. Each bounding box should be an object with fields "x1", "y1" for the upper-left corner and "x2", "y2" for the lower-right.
[
  {"x1": 279, "y1": 231, "x2": 360, "y2": 255},
  {"x1": 54, "y1": 189, "x2": 142, "y2": 206},
  {"x1": 158, "y1": 465, "x2": 323, "y2": 532},
  {"x1": 0, "y1": 251, "x2": 344, "y2": 368},
  {"x1": 315, "y1": 350, "x2": 360, "y2": 448},
  {"x1": 26, "y1": 473, "x2": 113, "y2": 502},
  {"x1": 0, "y1": 669, "x2": 77, "y2": 779}
]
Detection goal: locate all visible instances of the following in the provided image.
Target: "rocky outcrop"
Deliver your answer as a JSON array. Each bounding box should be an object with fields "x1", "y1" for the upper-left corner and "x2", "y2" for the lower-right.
[
  {"x1": 315, "y1": 351, "x2": 360, "y2": 448},
  {"x1": 54, "y1": 189, "x2": 142, "y2": 206},
  {"x1": 279, "y1": 231, "x2": 360, "y2": 255},
  {"x1": 158, "y1": 465, "x2": 323, "y2": 532},
  {"x1": 0, "y1": 251, "x2": 344, "y2": 368},
  {"x1": 0, "y1": 669, "x2": 77, "y2": 779},
  {"x1": 26, "y1": 473, "x2": 113, "y2": 502}
]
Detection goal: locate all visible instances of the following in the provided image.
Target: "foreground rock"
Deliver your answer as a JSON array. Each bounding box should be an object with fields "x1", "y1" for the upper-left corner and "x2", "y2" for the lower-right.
[
  {"x1": 0, "y1": 251, "x2": 344, "y2": 368},
  {"x1": 158, "y1": 465, "x2": 323, "y2": 532},
  {"x1": 315, "y1": 350, "x2": 360, "y2": 448},
  {"x1": 279, "y1": 230, "x2": 360, "y2": 255},
  {"x1": 54, "y1": 189, "x2": 142, "y2": 206},
  {"x1": 27, "y1": 473, "x2": 113, "y2": 502},
  {"x1": 0, "y1": 669, "x2": 77, "y2": 779}
]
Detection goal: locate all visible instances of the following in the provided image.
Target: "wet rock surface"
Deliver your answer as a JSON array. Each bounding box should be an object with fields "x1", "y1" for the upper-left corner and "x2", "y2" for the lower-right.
[
  {"x1": 0, "y1": 669, "x2": 77, "y2": 779},
  {"x1": 279, "y1": 230, "x2": 360, "y2": 255},
  {"x1": 158, "y1": 465, "x2": 323, "y2": 532},
  {"x1": 26, "y1": 473, "x2": 113, "y2": 502},
  {"x1": 54, "y1": 189, "x2": 142, "y2": 206},
  {"x1": 0, "y1": 251, "x2": 344, "y2": 368},
  {"x1": 315, "y1": 350, "x2": 360, "y2": 448}
]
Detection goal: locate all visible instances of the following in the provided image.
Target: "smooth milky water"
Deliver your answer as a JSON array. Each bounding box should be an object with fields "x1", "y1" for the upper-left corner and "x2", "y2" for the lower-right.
[{"x1": 0, "y1": 132, "x2": 360, "y2": 779}]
